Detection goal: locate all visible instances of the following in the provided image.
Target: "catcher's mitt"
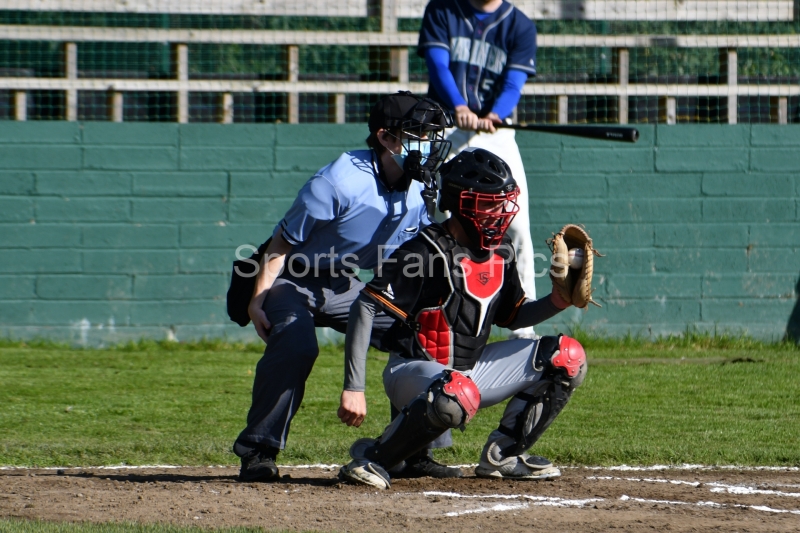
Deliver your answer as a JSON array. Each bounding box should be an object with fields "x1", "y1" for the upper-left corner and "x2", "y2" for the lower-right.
[{"x1": 547, "y1": 224, "x2": 602, "y2": 309}]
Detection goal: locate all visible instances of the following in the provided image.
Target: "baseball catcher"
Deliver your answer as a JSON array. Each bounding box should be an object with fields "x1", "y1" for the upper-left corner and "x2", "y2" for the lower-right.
[{"x1": 337, "y1": 148, "x2": 592, "y2": 489}]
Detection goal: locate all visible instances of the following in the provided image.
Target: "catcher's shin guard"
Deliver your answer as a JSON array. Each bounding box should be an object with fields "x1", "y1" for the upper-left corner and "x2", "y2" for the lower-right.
[
  {"x1": 365, "y1": 370, "x2": 480, "y2": 470},
  {"x1": 497, "y1": 335, "x2": 586, "y2": 457}
]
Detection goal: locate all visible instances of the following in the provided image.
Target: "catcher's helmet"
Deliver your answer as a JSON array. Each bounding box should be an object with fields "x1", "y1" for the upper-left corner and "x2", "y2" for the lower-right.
[
  {"x1": 438, "y1": 148, "x2": 520, "y2": 250},
  {"x1": 369, "y1": 92, "x2": 453, "y2": 188}
]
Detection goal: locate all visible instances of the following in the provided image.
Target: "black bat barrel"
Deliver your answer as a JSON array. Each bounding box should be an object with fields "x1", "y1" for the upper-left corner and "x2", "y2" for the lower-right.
[{"x1": 501, "y1": 124, "x2": 640, "y2": 143}]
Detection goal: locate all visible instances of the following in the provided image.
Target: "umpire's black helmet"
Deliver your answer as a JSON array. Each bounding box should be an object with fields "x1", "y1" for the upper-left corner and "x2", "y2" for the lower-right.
[
  {"x1": 368, "y1": 91, "x2": 450, "y2": 133},
  {"x1": 368, "y1": 92, "x2": 453, "y2": 189}
]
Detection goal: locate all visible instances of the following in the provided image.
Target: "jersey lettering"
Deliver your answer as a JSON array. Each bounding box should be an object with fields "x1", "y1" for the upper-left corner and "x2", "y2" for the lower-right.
[
  {"x1": 469, "y1": 40, "x2": 490, "y2": 67},
  {"x1": 450, "y1": 37, "x2": 508, "y2": 76},
  {"x1": 485, "y1": 47, "x2": 507, "y2": 75},
  {"x1": 450, "y1": 36, "x2": 471, "y2": 63}
]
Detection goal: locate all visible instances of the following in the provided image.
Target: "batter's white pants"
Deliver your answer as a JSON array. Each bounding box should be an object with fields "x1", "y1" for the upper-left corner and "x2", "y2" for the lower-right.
[{"x1": 444, "y1": 128, "x2": 537, "y2": 336}]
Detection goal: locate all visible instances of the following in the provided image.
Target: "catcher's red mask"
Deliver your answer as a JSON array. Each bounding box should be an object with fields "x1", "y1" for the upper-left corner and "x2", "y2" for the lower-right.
[{"x1": 459, "y1": 188, "x2": 520, "y2": 250}]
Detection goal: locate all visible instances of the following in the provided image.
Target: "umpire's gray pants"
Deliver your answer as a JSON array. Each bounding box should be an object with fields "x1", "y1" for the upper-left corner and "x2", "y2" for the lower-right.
[
  {"x1": 383, "y1": 339, "x2": 548, "y2": 438},
  {"x1": 237, "y1": 269, "x2": 395, "y2": 450}
]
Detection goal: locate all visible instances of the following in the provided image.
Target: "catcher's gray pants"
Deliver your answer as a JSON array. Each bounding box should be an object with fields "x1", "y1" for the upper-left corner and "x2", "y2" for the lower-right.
[
  {"x1": 383, "y1": 338, "x2": 547, "y2": 438},
  {"x1": 237, "y1": 269, "x2": 395, "y2": 450}
]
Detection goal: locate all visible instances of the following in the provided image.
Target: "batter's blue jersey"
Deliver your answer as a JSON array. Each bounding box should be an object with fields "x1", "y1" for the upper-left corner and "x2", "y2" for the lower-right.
[
  {"x1": 276, "y1": 150, "x2": 431, "y2": 271},
  {"x1": 418, "y1": 0, "x2": 537, "y2": 115}
]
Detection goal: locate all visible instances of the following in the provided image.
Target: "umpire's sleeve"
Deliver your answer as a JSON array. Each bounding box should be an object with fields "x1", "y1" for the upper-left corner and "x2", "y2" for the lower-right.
[{"x1": 279, "y1": 174, "x2": 340, "y2": 245}]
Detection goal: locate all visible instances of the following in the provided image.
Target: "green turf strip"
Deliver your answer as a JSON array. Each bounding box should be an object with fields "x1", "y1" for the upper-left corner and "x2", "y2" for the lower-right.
[{"x1": 0, "y1": 339, "x2": 798, "y2": 468}]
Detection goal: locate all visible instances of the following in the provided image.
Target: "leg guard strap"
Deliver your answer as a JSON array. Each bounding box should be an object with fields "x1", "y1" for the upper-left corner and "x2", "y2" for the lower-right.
[
  {"x1": 365, "y1": 395, "x2": 446, "y2": 470},
  {"x1": 365, "y1": 370, "x2": 479, "y2": 470},
  {"x1": 497, "y1": 381, "x2": 571, "y2": 457},
  {"x1": 495, "y1": 335, "x2": 588, "y2": 458}
]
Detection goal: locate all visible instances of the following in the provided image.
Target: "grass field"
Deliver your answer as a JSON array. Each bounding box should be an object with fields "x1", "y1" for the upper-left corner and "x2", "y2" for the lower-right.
[{"x1": 1, "y1": 336, "x2": 798, "y2": 468}]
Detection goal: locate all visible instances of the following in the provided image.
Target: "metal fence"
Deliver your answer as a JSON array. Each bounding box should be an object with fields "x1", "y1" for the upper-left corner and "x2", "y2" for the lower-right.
[{"x1": 0, "y1": 0, "x2": 798, "y2": 124}]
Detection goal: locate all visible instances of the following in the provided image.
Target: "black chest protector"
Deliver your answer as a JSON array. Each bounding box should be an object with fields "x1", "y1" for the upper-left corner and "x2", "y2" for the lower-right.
[{"x1": 391, "y1": 225, "x2": 513, "y2": 371}]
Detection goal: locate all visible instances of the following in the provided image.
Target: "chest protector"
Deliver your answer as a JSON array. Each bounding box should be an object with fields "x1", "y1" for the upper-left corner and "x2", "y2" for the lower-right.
[{"x1": 411, "y1": 225, "x2": 508, "y2": 371}]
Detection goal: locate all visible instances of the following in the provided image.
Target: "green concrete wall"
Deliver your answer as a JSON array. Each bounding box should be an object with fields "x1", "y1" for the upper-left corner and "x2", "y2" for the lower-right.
[{"x1": 0, "y1": 122, "x2": 798, "y2": 345}]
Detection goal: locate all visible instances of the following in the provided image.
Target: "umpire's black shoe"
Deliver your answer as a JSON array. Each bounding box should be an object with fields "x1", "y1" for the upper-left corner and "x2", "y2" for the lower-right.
[
  {"x1": 234, "y1": 441, "x2": 280, "y2": 482},
  {"x1": 390, "y1": 450, "x2": 464, "y2": 479}
]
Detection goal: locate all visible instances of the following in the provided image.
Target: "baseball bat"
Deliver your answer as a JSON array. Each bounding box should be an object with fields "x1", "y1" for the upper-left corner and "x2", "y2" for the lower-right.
[{"x1": 498, "y1": 123, "x2": 639, "y2": 143}]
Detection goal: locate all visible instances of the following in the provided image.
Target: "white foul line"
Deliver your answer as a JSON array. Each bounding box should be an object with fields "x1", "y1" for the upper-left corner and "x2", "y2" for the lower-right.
[
  {"x1": 424, "y1": 490, "x2": 603, "y2": 516},
  {"x1": 578, "y1": 464, "x2": 800, "y2": 472},
  {"x1": 620, "y1": 495, "x2": 800, "y2": 515},
  {"x1": 587, "y1": 475, "x2": 800, "y2": 498}
]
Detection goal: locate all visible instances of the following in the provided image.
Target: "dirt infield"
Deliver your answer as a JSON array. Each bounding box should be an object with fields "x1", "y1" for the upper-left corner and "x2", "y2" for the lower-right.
[{"x1": 2, "y1": 465, "x2": 799, "y2": 532}]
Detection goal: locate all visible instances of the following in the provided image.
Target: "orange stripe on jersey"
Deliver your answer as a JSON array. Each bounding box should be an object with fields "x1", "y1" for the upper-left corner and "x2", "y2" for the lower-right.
[
  {"x1": 363, "y1": 287, "x2": 408, "y2": 320},
  {"x1": 495, "y1": 295, "x2": 525, "y2": 327}
]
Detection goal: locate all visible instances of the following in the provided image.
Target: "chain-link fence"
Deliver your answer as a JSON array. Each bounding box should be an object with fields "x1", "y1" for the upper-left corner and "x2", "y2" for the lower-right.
[{"x1": 0, "y1": 0, "x2": 798, "y2": 124}]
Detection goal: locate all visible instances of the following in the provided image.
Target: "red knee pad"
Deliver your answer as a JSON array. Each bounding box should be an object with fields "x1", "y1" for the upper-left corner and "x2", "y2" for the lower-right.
[
  {"x1": 442, "y1": 371, "x2": 481, "y2": 423},
  {"x1": 551, "y1": 335, "x2": 586, "y2": 378}
]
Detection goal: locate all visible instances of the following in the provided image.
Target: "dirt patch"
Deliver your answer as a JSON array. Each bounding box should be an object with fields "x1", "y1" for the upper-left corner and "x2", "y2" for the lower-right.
[{"x1": 1, "y1": 466, "x2": 798, "y2": 532}]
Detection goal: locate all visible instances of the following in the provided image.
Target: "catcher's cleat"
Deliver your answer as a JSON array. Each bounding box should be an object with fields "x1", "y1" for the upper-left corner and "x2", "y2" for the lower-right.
[
  {"x1": 475, "y1": 439, "x2": 560, "y2": 480},
  {"x1": 339, "y1": 438, "x2": 391, "y2": 490},
  {"x1": 338, "y1": 460, "x2": 392, "y2": 490},
  {"x1": 389, "y1": 449, "x2": 464, "y2": 479},
  {"x1": 235, "y1": 441, "x2": 280, "y2": 482}
]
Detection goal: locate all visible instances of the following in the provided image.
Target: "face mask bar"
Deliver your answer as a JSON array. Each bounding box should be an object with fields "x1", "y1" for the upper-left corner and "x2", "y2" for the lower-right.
[
  {"x1": 399, "y1": 98, "x2": 453, "y2": 185},
  {"x1": 458, "y1": 189, "x2": 520, "y2": 250}
]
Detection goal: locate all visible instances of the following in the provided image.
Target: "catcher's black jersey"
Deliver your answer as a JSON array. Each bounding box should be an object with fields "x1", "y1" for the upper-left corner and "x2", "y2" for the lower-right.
[{"x1": 363, "y1": 223, "x2": 525, "y2": 371}]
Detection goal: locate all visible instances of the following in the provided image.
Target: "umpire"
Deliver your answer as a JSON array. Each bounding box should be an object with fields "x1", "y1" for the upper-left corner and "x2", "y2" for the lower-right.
[{"x1": 233, "y1": 92, "x2": 453, "y2": 482}]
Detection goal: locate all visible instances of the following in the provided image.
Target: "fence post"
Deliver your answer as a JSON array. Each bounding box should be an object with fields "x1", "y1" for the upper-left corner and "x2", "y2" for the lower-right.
[
  {"x1": 108, "y1": 91, "x2": 123, "y2": 122},
  {"x1": 720, "y1": 48, "x2": 737, "y2": 125},
  {"x1": 381, "y1": 0, "x2": 397, "y2": 34},
  {"x1": 175, "y1": 43, "x2": 189, "y2": 123},
  {"x1": 287, "y1": 45, "x2": 299, "y2": 124},
  {"x1": 557, "y1": 96, "x2": 568, "y2": 124},
  {"x1": 14, "y1": 91, "x2": 26, "y2": 121},
  {"x1": 64, "y1": 42, "x2": 78, "y2": 121},
  {"x1": 613, "y1": 48, "x2": 629, "y2": 124},
  {"x1": 220, "y1": 92, "x2": 233, "y2": 124},
  {"x1": 332, "y1": 93, "x2": 346, "y2": 124},
  {"x1": 770, "y1": 97, "x2": 788, "y2": 124},
  {"x1": 659, "y1": 97, "x2": 676, "y2": 124},
  {"x1": 390, "y1": 47, "x2": 409, "y2": 84}
]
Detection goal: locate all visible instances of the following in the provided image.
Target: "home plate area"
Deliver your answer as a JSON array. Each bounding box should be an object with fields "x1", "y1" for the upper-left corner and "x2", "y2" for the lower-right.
[{"x1": 1, "y1": 465, "x2": 798, "y2": 532}]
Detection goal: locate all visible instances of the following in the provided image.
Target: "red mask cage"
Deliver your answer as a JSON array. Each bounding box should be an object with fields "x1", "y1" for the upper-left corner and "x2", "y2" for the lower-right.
[{"x1": 458, "y1": 188, "x2": 520, "y2": 250}]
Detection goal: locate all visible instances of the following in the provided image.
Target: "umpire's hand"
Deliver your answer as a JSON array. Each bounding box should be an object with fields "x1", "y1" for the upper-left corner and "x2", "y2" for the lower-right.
[
  {"x1": 338, "y1": 390, "x2": 367, "y2": 427},
  {"x1": 248, "y1": 300, "x2": 272, "y2": 344}
]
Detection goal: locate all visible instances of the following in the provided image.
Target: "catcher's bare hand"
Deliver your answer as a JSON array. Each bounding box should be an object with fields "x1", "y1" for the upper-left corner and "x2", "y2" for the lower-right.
[
  {"x1": 248, "y1": 302, "x2": 272, "y2": 344},
  {"x1": 338, "y1": 390, "x2": 367, "y2": 427}
]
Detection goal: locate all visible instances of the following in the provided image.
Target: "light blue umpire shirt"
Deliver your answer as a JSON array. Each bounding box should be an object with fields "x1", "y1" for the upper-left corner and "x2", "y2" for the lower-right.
[{"x1": 276, "y1": 149, "x2": 431, "y2": 271}]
